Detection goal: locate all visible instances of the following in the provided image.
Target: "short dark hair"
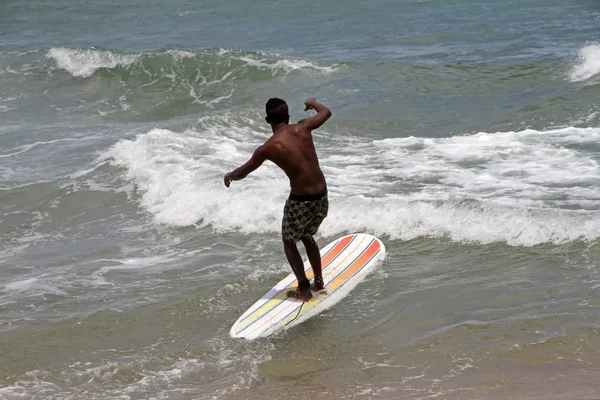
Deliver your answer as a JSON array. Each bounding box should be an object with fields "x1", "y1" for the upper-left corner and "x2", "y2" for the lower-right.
[{"x1": 265, "y1": 98, "x2": 289, "y2": 124}]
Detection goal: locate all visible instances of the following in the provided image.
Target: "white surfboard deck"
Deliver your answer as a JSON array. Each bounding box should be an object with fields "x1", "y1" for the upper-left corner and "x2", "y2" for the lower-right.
[{"x1": 230, "y1": 233, "x2": 386, "y2": 340}]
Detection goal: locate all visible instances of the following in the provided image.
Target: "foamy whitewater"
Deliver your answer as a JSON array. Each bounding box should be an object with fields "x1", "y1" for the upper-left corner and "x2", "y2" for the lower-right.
[
  {"x1": 2, "y1": 0, "x2": 600, "y2": 399},
  {"x1": 102, "y1": 124, "x2": 600, "y2": 246},
  {"x1": 569, "y1": 43, "x2": 600, "y2": 82}
]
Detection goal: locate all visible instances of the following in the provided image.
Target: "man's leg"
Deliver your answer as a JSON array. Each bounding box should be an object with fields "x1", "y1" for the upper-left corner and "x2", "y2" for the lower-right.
[
  {"x1": 301, "y1": 235, "x2": 323, "y2": 288},
  {"x1": 283, "y1": 239, "x2": 311, "y2": 296}
]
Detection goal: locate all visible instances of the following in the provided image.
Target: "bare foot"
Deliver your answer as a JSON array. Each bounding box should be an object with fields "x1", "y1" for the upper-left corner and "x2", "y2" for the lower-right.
[{"x1": 286, "y1": 287, "x2": 313, "y2": 301}]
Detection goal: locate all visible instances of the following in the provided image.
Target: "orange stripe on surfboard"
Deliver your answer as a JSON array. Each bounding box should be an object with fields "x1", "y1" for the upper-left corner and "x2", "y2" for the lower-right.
[
  {"x1": 326, "y1": 239, "x2": 381, "y2": 293},
  {"x1": 303, "y1": 235, "x2": 354, "y2": 281}
]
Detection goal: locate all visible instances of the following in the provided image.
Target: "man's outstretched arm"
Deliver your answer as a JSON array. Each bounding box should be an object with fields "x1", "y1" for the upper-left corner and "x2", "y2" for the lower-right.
[
  {"x1": 224, "y1": 146, "x2": 267, "y2": 187},
  {"x1": 298, "y1": 98, "x2": 332, "y2": 130}
]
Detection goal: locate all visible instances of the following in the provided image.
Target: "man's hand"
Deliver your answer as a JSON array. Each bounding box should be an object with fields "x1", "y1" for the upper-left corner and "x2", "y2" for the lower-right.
[
  {"x1": 223, "y1": 147, "x2": 266, "y2": 188},
  {"x1": 224, "y1": 172, "x2": 233, "y2": 188},
  {"x1": 300, "y1": 98, "x2": 331, "y2": 130},
  {"x1": 304, "y1": 98, "x2": 318, "y2": 111}
]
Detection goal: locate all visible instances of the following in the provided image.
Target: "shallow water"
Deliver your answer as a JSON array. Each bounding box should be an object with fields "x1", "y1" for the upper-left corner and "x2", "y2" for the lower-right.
[{"x1": 1, "y1": 0, "x2": 600, "y2": 398}]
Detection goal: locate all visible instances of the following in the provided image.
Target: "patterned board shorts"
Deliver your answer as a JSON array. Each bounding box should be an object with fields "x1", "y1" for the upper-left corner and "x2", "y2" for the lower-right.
[{"x1": 282, "y1": 188, "x2": 329, "y2": 243}]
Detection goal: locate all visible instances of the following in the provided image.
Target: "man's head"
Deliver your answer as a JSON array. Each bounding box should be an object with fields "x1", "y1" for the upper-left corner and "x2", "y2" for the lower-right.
[{"x1": 265, "y1": 98, "x2": 289, "y2": 125}]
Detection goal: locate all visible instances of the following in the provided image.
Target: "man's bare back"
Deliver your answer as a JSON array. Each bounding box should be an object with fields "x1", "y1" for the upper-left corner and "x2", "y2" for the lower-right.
[{"x1": 261, "y1": 123, "x2": 326, "y2": 195}]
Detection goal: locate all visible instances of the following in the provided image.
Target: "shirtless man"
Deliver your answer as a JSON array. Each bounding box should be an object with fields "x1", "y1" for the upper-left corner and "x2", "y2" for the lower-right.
[{"x1": 224, "y1": 97, "x2": 332, "y2": 301}]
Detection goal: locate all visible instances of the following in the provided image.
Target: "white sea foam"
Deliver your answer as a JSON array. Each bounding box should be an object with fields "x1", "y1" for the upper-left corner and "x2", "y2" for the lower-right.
[
  {"x1": 101, "y1": 122, "x2": 600, "y2": 246},
  {"x1": 0, "y1": 138, "x2": 82, "y2": 159},
  {"x1": 3, "y1": 277, "x2": 39, "y2": 292},
  {"x1": 238, "y1": 54, "x2": 338, "y2": 74},
  {"x1": 569, "y1": 43, "x2": 600, "y2": 82},
  {"x1": 2, "y1": 277, "x2": 67, "y2": 298},
  {"x1": 47, "y1": 47, "x2": 138, "y2": 78},
  {"x1": 0, "y1": 335, "x2": 272, "y2": 400},
  {"x1": 165, "y1": 49, "x2": 196, "y2": 61},
  {"x1": 91, "y1": 255, "x2": 174, "y2": 281},
  {"x1": 46, "y1": 47, "x2": 337, "y2": 80}
]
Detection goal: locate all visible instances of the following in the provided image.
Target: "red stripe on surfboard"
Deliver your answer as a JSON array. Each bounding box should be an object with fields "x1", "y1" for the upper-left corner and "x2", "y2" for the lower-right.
[
  {"x1": 303, "y1": 235, "x2": 354, "y2": 281},
  {"x1": 327, "y1": 239, "x2": 381, "y2": 292}
]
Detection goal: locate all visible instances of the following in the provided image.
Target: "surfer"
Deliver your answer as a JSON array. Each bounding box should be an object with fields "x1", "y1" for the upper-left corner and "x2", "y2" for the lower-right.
[{"x1": 224, "y1": 97, "x2": 331, "y2": 301}]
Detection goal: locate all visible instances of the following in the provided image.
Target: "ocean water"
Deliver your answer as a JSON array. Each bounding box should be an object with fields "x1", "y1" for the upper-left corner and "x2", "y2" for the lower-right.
[{"x1": 1, "y1": 0, "x2": 600, "y2": 398}]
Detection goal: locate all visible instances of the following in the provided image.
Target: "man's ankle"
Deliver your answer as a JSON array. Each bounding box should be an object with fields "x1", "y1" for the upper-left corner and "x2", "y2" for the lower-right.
[
  {"x1": 298, "y1": 279, "x2": 310, "y2": 291},
  {"x1": 314, "y1": 275, "x2": 324, "y2": 290}
]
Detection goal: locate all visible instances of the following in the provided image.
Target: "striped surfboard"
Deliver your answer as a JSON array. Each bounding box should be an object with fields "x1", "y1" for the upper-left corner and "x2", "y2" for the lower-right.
[{"x1": 230, "y1": 233, "x2": 386, "y2": 339}]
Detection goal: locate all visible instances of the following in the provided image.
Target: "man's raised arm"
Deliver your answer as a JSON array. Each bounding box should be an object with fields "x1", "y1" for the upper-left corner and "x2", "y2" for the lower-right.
[{"x1": 298, "y1": 98, "x2": 332, "y2": 130}]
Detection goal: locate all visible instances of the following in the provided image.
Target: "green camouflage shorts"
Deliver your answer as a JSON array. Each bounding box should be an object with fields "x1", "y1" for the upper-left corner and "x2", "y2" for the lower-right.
[{"x1": 282, "y1": 189, "x2": 328, "y2": 243}]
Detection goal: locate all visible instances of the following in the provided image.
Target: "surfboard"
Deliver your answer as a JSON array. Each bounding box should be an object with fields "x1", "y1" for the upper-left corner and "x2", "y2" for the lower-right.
[{"x1": 230, "y1": 233, "x2": 386, "y2": 340}]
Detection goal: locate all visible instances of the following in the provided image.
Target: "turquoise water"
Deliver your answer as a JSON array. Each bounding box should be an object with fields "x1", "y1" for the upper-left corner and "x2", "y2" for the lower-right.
[{"x1": 1, "y1": 1, "x2": 600, "y2": 399}]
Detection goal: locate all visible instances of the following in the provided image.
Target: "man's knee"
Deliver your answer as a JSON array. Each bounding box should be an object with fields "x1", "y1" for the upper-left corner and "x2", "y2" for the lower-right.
[
  {"x1": 301, "y1": 235, "x2": 317, "y2": 247},
  {"x1": 283, "y1": 237, "x2": 297, "y2": 248}
]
